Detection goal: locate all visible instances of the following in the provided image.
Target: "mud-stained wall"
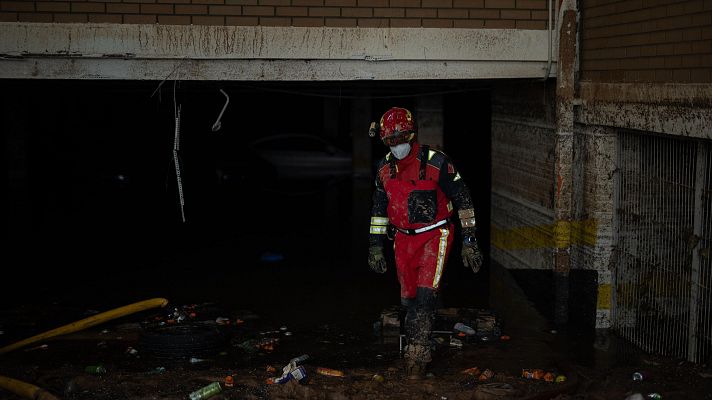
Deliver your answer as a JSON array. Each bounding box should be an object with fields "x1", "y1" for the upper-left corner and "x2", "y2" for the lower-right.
[
  {"x1": 569, "y1": 124, "x2": 616, "y2": 328},
  {"x1": 490, "y1": 81, "x2": 556, "y2": 271},
  {"x1": 581, "y1": 0, "x2": 712, "y2": 83},
  {"x1": 576, "y1": 1, "x2": 712, "y2": 332},
  {"x1": 0, "y1": 0, "x2": 552, "y2": 29}
]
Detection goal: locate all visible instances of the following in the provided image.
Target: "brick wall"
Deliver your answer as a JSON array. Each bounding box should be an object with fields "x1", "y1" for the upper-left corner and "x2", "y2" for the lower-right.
[
  {"x1": 0, "y1": 0, "x2": 551, "y2": 28},
  {"x1": 581, "y1": 0, "x2": 712, "y2": 83}
]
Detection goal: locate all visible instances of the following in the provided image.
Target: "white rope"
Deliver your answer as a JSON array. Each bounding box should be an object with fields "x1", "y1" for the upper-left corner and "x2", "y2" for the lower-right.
[{"x1": 173, "y1": 81, "x2": 185, "y2": 223}]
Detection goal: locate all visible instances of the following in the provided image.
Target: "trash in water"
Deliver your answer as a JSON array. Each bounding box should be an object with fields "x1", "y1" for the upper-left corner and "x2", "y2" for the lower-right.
[
  {"x1": 85, "y1": 365, "x2": 107, "y2": 375},
  {"x1": 148, "y1": 367, "x2": 166, "y2": 374},
  {"x1": 284, "y1": 331, "x2": 293, "y2": 336},
  {"x1": 646, "y1": 394, "x2": 662, "y2": 400},
  {"x1": 449, "y1": 338, "x2": 463, "y2": 348},
  {"x1": 188, "y1": 382, "x2": 222, "y2": 400},
  {"x1": 372, "y1": 374, "x2": 385, "y2": 382},
  {"x1": 224, "y1": 375, "x2": 234, "y2": 387},
  {"x1": 316, "y1": 367, "x2": 345, "y2": 377},
  {"x1": 544, "y1": 372, "x2": 555, "y2": 382},
  {"x1": 453, "y1": 322, "x2": 476, "y2": 335},
  {"x1": 462, "y1": 367, "x2": 481, "y2": 376},
  {"x1": 632, "y1": 371, "x2": 646, "y2": 381},
  {"x1": 268, "y1": 355, "x2": 310, "y2": 384},
  {"x1": 266, "y1": 365, "x2": 277, "y2": 373},
  {"x1": 290, "y1": 354, "x2": 310, "y2": 364},
  {"x1": 522, "y1": 369, "x2": 546, "y2": 380},
  {"x1": 555, "y1": 375, "x2": 566, "y2": 383},
  {"x1": 500, "y1": 335, "x2": 511, "y2": 341},
  {"x1": 280, "y1": 326, "x2": 288, "y2": 331},
  {"x1": 478, "y1": 369, "x2": 494, "y2": 381},
  {"x1": 215, "y1": 317, "x2": 230, "y2": 325},
  {"x1": 125, "y1": 346, "x2": 138, "y2": 355},
  {"x1": 190, "y1": 357, "x2": 209, "y2": 364},
  {"x1": 268, "y1": 365, "x2": 308, "y2": 384},
  {"x1": 24, "y1": 344, "x2": 48, "y2": 352}
]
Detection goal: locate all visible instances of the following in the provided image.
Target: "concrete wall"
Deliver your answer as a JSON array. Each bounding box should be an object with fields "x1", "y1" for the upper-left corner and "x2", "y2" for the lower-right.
[
  {"x1": 490, "y1": 81, "x2": 556, "y2": 272},
  {"x1": 0, "y1": 0, "x2": 552, "y2": 29}
]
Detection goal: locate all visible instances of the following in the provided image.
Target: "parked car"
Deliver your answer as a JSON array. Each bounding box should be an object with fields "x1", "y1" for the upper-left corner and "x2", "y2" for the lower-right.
[{"x1": 248, "y1": 134, "x2": 353, "y2": 180}]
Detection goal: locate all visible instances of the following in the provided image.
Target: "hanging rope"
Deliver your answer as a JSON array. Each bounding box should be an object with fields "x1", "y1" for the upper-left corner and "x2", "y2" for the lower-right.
[{"x1": 173, "y1": 81, "x2": 186, "y2": 223}]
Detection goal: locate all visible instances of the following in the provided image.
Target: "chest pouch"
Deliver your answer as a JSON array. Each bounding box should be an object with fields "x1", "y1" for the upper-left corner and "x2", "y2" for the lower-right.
[
  {"x1": 408, "y1": 189, "x2": 437, "y2": 224},
  {"x1": 407, "y1": 145, "x2": 437, "y2": 224}
]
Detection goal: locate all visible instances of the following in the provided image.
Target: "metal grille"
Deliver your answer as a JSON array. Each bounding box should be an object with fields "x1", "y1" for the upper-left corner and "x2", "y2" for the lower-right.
[{"x1": 615, "y1": 131, "x2": 711, "y2": 363}]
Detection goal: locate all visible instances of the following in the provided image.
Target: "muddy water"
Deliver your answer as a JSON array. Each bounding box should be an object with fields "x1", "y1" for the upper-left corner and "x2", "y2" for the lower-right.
[{"x1": 3, "y1": 177, "x2": 711, "y2": 399}]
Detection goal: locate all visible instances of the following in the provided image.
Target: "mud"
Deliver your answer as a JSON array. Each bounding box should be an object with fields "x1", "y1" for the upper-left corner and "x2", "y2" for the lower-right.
[{"x1": 2, "y1": 243, "x2": 711, "y2": 400}]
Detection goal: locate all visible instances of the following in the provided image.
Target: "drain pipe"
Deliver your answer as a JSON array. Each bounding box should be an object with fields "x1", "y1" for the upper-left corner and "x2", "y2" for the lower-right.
[{"x1": 542, "y1": 0, "x2": 553, "y2": 80}]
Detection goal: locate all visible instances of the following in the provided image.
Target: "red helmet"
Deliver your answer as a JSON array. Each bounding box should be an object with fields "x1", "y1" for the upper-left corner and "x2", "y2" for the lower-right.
[{"x1": 379, "y1": 107, "x2": 416, "y2": 146}]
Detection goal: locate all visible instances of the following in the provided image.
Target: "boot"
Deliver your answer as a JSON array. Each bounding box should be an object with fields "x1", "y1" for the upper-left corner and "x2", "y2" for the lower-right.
[
  {"x1": 403, "y1": 344, "x2": 430, "y2": 380},
  {"x1": 405, "y1": 359, "x2": 427, "y2": 380}
]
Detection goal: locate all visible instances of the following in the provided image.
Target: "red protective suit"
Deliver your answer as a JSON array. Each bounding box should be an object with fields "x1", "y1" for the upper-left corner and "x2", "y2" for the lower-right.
[
  {"x1": 368, "y1": 108, "x2": 478, "y2": 378},
  {"x1": 370, "y1": 141, "x2": 473, "y2": 299}
]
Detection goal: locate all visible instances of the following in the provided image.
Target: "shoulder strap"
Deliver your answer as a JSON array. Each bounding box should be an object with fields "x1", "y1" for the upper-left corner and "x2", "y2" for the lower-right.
[{"x1": 419, "y1": 145, "x2": 429, "y2": 180}]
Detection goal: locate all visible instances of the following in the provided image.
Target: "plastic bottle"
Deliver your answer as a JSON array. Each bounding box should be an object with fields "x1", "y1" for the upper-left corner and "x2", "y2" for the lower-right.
[
  {"x1": 290, "y1": 366, "x2": 308, "y2": 382},
  {"x1": 453, "y1": 322, "x2": 476, "y2": 335},
  {"x1": 188, "y1": 382, "x2": 222, "y2": 400},
  {"x1": 290, "y1": 354, "x2": 310, "y2": 364},
  {"x1": 646, "y1": 394, "x2": 662, "y2": 400}
]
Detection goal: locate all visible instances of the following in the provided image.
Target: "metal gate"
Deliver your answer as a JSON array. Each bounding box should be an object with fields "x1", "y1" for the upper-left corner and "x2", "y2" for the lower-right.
[{"x1": 615, "y1": 131, "x2": 711, "y2": 363}]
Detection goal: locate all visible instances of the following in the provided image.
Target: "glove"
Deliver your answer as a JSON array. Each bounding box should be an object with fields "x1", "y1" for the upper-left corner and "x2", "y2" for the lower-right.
[
  {"x1": 462, "y1": 235, "x2": 483, "y2": 273},
  {"x1": 368, "y1": 245, "x2": 387, "y2": 274}
]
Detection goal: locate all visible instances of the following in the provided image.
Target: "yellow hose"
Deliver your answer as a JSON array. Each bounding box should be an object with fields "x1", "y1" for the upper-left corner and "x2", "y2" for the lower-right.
[
  {"x1": 0, "y1": 375, "x2": 60, "y2": 400},
  {"x1": 0, "y1": 298, "x2": 168, "y2": 355}
]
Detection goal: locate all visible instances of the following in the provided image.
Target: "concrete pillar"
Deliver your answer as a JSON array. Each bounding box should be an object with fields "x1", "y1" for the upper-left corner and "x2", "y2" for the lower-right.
[
  {"x1": 553, "y1": 0, "x2": 579, "y2": 326},
  {"x1": 416, "y1": 95, "x2": 444, "y2": 149}
]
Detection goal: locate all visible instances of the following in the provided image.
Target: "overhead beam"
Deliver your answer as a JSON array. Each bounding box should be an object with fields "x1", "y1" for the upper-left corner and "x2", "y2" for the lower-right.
[{"x1": 0, "y1": 23, "x2": 557, "y2": 81}]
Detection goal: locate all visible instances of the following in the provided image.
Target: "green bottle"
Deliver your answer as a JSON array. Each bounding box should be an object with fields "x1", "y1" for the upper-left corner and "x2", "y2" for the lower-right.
[{"x1": 188, "y1": 382, "x2": 222, "y2": 400}]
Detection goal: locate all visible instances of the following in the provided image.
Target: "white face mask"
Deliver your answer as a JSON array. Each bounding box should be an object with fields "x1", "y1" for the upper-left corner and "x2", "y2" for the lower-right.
[{"x1": 390, "y1": 143, "x2": 411, "y2": 160}]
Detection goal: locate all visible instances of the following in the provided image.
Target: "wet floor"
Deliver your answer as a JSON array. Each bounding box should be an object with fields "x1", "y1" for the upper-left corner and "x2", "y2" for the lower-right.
[{"x1": 3, "y1": 176, "x2": 712, "y2": 399}]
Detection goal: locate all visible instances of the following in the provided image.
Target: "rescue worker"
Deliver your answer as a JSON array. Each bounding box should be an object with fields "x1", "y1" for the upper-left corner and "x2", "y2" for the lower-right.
[{"x1": 367, "y1": 107, "x2": 483, "y2": 379}]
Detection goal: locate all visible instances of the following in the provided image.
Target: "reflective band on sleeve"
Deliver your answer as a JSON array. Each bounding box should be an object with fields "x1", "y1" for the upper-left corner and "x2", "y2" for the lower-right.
[
  {"x1": 370, "y1": 216, "x2": 389, "y2": 226},
  {"x1": 447, "y1": 201, "x2": 453, "y2": 212},
  {"x1": 458, "y1": 208, "x2": 475, "y2": 219},
  {"x1": 453, "y1": 172, "x2": 461, "y2": 181},
  {"x1": 432, "y1": 228, "x2": 450, "y2": 289},
  {"x1": 461, "y1": 218, "x2": 477, "y2": 228},
  {"x1": 428, "y1": 150, "x2": 436, "y2": 160},
  {"x1": 370, "y1": 226, "x2": 387, "y2": 235}
]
